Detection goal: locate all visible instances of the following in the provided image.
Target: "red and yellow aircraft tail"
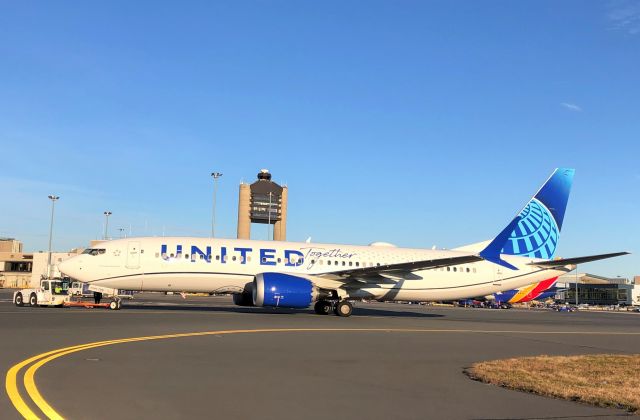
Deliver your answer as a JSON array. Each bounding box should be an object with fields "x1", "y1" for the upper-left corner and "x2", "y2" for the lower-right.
[{"x1": 493, "y1": 277, "x2": 559, "y2": 303}]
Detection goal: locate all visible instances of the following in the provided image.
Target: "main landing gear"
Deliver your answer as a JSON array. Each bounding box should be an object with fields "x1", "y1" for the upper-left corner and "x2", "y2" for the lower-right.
[{"x1": 314, "y1": 300, "x2": 353, "y2": 317}]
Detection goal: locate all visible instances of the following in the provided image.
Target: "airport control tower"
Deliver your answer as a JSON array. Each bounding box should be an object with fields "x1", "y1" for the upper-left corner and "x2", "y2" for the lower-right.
[{"x1": 237, "y1": 169, "x2": 288, "y2": 241}]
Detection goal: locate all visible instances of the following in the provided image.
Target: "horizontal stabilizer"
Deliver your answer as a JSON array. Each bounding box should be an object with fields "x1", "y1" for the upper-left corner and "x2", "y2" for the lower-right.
[{"x1": 527, "y1": 252, "x2": 629, "y2": 267}]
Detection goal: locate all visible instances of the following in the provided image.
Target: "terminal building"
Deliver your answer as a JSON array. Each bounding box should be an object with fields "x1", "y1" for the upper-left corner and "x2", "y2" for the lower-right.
[
  {"x1": 555, "y1": 273, "x2": 637, "y2": 306},
  {"x1": 0, "y1": 238, "x2": 82, "y2": 288}
]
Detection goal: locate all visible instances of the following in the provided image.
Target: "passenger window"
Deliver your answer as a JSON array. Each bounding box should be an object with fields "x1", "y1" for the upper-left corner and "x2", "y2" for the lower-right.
[
  {"x1": 277, "y1": 258, "x2": 281, "y2": 263},
  {"x1": 170, "y1": 253, "x2": 175, "y2": 258},
  {"x1": 447, "y1": 267, "x2": 450, "y2": 272},
  {"x1": 215, "y1": 255, "x2": 220, "y2": 261},
  {"x1": 327, "y1": 261, "x2": 331, "y2": 266},
  {"x1": 356, "y1": 262, "x2": 359, "y2": 267},
  {"x1": 473, "y1": 268, "x2": 476, "y2": 273},
  {"x1": 311, "y1": 259, "x2": 315, "y2": 264},
  {"x1": 185, "y1": 254, "x2": 189, "y2": 259},
  {"x1": 262, "y1": 257, "x2": 267, "y2": 263},
  {"x1": 342, "y1": 261, "x2": 346, "y2": 266},
  {"x1": 247, "y1": 256, "x2": 251, "y2": 262},
  {"x1": 155, "y1": 252, "x2": 159, "y2": 258},
  {"x1": 349, "y1": 261, "x2": 352, "y2": 266},
  {"x1": 232, "y1": 256, "x2": 237, "y2": 262},
  {"x1": 223, "y1": 255, "x2": 228, "y2": 262},
  {"x1": 453, "y1": 267, "x2": 457, "y2": 272},
  {"x1": 466, "y1": 268, "x2": 470, "y2": 273}
]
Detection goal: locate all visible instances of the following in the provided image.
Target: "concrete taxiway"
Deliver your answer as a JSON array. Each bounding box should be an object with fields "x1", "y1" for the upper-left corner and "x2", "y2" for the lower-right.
[{"x1": 2, "y1": 289, "x2": 639, "y2": 419}]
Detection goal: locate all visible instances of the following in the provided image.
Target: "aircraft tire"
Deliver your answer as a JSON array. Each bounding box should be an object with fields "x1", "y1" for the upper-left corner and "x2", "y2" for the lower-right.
[
  {"x1": 334, "y1": 301, "x2": 353, "y2": 317},
  {"x1": 314, "y1": 300, "x2": 332, "y2": 315},
  {"x1": 109, "y1": 300, "x2": 119, "y2": 310},
  {"x1": 29, "y1": 293, "x2": 37, "y2": 306},
  {"x1": 14, "y1": 293, "x2": 24, "y2": 307}
]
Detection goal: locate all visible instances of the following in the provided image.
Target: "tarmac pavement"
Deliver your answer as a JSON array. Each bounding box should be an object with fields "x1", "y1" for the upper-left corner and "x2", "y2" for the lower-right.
[{"x1": 1, "y1": 289, "x2": 638, "y2": 419}]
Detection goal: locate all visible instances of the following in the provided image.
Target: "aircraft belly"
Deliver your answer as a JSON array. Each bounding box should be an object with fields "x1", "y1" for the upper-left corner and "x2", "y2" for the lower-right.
[
  {"x1": 95, "y1": 272, "x2": 252, "y2": 294},
  {"x1": 141, "y1": 273, "x2": 251, "y2": 293}
]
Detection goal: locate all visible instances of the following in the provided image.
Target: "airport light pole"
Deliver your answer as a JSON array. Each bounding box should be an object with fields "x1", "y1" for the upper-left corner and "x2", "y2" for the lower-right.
[
  {"x1": 118, "y1": 228, "x2": 126, "y2": 238},
  {"x1": 103, "y1": 211, "x2": 112, "y2": 240},
  {"x1": 211, "y1": 172, "x2": 223, "y2": 237},
  {"x1": 575, "y1": 265, "x2": 579, "y2": 306},
  {"x1": 46, "y1": 195, "x2": 59, "y2": 279}
]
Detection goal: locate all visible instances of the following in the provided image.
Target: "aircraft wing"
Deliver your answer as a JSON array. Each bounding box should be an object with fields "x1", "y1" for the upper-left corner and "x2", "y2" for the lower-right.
[
  {"x1": 527, "y1": 252, "x2": 629, "y2": 268},
  {"x1": 318, "y1": 254, "x2": 484, "y2": 279}
]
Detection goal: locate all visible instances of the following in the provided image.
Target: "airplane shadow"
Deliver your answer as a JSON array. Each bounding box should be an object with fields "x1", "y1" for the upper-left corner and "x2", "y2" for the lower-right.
[{"x1": 119, "y1": 302, "x2": 445, "y2": 318}]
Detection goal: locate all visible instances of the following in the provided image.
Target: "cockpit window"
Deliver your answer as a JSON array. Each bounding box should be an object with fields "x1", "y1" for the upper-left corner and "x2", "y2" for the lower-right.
[{"x1": 82, "y1": 248, "x2": 106, "y2": 256}]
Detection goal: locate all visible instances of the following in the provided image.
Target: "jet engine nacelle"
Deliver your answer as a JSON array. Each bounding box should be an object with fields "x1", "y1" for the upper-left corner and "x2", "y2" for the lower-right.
[{"x1": 252, "y1": 273, "x2": 318, "y2": 308}]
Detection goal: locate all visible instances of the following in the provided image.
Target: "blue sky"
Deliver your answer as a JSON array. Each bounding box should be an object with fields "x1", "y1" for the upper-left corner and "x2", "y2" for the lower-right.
[{"x1": 0, "y1": 1, "x2": 638, "y2": 279}]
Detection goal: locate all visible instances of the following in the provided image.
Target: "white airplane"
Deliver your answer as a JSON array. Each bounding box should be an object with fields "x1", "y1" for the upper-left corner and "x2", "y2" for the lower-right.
[{"x1": 58, "y1": 168, "x2": 627, "y2": 316}]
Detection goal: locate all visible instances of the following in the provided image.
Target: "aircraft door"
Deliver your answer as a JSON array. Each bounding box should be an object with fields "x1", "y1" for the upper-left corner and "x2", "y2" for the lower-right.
[{"x1": 126, "y1": 241, "x2": 141, "y2": 269}]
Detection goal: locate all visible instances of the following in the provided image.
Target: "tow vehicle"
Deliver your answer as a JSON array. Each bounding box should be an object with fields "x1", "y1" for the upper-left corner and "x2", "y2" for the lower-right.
[
  {"x1": 13, "y1": 278, "x2": 69, "y2": 307},
  {"x1": 13, "y1": 278, "x2": 122, "y2": 310}
]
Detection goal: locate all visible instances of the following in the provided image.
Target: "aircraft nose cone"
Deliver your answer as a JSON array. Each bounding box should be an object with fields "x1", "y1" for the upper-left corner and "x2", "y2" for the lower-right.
[
  {"x1": 58, "y1": 258, "x2": 82, "y2": 279},
  {"x1": 57, "y1": 260, "x2": 71, "y2": 276}
]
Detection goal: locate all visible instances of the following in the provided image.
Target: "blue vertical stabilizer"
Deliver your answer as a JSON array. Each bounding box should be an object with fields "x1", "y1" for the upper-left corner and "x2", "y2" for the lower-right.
[{"x1": 480, "y1": 168, "x2": 575, "y2": 269}]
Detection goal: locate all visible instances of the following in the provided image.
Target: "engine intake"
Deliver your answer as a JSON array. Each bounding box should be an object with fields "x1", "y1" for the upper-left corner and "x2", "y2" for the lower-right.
[{"x1": 253, "y1": 273, "x2": 318, "y2": 308}]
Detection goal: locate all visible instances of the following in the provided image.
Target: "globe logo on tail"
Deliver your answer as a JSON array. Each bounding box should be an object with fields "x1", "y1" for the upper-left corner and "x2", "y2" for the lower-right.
[{"x1": 501, "y1": 198, "x2": 559, "y2": 259}]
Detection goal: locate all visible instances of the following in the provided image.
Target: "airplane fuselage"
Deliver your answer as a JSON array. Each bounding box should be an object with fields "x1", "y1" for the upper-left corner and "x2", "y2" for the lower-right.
[{"x1": 60, "y1": 237, "x2": 569, "y2": 302}]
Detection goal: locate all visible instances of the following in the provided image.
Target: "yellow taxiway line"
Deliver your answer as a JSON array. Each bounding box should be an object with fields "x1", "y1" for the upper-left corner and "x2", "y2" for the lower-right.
[{"x1": 7, "y1": 328, "x2": 640, "y2": 419}]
